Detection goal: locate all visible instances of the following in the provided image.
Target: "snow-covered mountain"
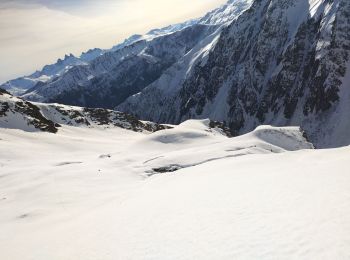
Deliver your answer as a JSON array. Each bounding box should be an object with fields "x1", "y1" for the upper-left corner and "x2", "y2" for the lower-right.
[
  {"x1": 2, "y1": 0, "x2": 350, "y2": 148},
  {"x1": 0, "y1": 0, "x2": 251, "y2": 97},
  {"x1": 119, "y1": 0, "x2": 350, "y2": 148},
  {"x1": 2, "y1": 1, "x2": 350, "y2": 259},
  {"x1": 21, "y1": 24, "x2": 219, "y2": 108},
  {"x1": 0, "y1": 27, "x2": 176, "y2": 96}
]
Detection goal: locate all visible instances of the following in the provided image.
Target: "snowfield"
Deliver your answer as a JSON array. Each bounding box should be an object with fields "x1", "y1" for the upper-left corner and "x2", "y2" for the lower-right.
[{"x1": 0, "y1": 120, "x2": 349, "y2": 260}]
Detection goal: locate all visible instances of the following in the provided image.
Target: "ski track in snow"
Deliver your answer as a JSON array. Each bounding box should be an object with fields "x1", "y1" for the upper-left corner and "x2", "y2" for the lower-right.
[{"x1": 0, "y1": 119, "x2": 349, "y2": 260}]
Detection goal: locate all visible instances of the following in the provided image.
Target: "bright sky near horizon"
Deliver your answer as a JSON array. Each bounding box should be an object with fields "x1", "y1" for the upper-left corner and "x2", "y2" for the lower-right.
[{"x1": 0, "y1": 0, "x2": 226, "y2": 83}]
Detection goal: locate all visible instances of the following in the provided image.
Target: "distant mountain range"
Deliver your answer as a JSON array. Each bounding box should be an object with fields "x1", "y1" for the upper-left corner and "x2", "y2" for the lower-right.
[
  {"x1": 1, "y1": 0, "x2": 350, "y2": 148},
  {"x1": 1, "y1": 0, "x2": 250, "y2": 97}
]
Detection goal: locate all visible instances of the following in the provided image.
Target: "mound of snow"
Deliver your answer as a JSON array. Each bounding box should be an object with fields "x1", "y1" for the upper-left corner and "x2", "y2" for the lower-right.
[
  {"x1": 130, "y1": 120, "x2": 313, "y2": 176},
  {"x1": 142, "y1": 119, "x2": 229, "y2": 145},
  {"x1": 245, "y1": 125, "x2": 314, "y2": 151}
]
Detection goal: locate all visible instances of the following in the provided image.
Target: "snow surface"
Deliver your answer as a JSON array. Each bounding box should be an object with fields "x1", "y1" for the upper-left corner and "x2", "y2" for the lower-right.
[{"x1": 1, "y1": 119, "x2": 349, "y2": 259}]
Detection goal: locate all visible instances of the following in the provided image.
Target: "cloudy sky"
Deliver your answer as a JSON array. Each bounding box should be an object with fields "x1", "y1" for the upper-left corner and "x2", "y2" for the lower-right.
[{"x1": 0, "y1": 0, "x2": 226, "y2": 83}]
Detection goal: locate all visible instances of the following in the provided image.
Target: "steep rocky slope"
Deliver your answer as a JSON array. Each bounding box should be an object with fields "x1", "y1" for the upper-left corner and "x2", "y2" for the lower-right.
[
  {"x1": 119, "y1": 0, "x2": 350, "y2": 148},
  {"x1": 1, "y1": 88, "x2": 233, "y2": 136}
]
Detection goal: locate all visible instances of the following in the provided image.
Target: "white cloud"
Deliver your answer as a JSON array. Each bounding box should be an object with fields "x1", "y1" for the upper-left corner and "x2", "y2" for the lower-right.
[{"x1": 0, "y1": 0, "x2": 226, "y2": 83}]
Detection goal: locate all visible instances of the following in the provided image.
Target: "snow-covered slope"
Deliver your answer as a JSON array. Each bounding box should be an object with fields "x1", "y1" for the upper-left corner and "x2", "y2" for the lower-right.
[
  {"x1": 119, "y1": 0, "x2": 350, "y2": 148},
  {"x1": 1, "y1": 116, "x2": 350, "y2": 260},
  {"x1": 136, "y1": 120, "x2": 313, "y2": 176},
  {"x1": 0, "y1": 88, "x2": 169, "y2": 133},
  {"x1": 1, "y1": 1, "x2": 349, "y2": 258},
  {"x1": 199, "y1": 0, "x2": 253, "y2": 25},
  {"x1": 0, "y1": 88, "x2": 59, "y2": 133}
]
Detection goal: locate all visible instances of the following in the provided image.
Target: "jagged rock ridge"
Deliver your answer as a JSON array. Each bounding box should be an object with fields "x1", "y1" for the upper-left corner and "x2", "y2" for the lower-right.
[
  {"x1": 0, "y1": 88, "x2": 232, "y2": 136},
  {"x1": 0, "y1": 88, "x2": 170, "y2": 133}
]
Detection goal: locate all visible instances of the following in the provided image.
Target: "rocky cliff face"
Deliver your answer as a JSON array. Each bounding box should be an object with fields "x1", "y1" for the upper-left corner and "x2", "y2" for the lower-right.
[{"x1": 119, "y1": 0, "x2": 350, "y2": 148}]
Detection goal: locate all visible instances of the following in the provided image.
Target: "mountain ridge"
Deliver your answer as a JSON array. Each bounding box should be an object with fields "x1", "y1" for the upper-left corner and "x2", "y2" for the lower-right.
[
  {"x1": 0, "y1": 88, "x2": 171, "y2": 133},
  {"x1": 0, "y1": 0, "x2": 252, "y2": 96},
  {"x1": 119, "y1": 0, "x2": 350, "y2": 148},
  {"x1": 1, "y1": 0, "x2": 349, "y2": 148}
]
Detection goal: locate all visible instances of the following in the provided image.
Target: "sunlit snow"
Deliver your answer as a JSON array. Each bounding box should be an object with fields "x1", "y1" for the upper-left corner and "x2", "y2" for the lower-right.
[{"x1": 0, "y1": 119, "x2": 349, "y2": 259}]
